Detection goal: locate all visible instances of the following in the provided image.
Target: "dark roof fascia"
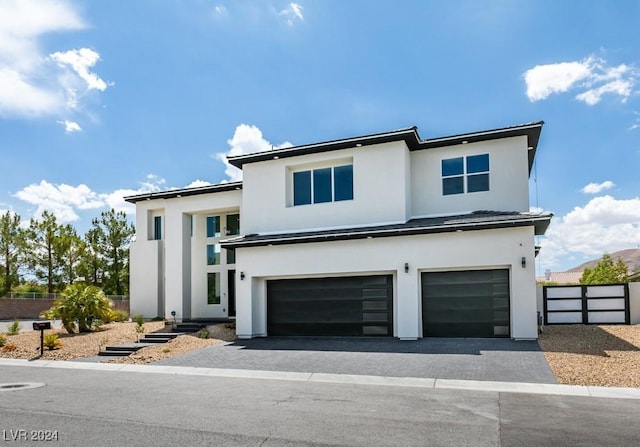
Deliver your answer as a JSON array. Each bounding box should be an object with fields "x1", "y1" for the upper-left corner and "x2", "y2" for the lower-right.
[
  {"x1": 417, "y1": 121, "x2": 544, "y2": 173},
  {"x1": 221, "y1": 213, "x2": 553, "y2": 249},
  {"x1": 227, "y1": 127, "x2": 421, "y2": 168},
  {"x1": 124, "y1": 182, "x2": 243, "y2": 203},
  {"x1": 226, "y1": 122, "x2": 544, "y2": 173}
]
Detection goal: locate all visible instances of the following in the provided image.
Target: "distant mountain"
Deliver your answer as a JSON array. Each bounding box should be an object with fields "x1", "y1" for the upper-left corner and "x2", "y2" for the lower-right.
[{"x1": 568, "y1": 248, "x2": 640, "y2": 273}]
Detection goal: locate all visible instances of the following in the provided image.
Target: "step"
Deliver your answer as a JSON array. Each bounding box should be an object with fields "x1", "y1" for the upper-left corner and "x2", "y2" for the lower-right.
[
  {"x1": 98, "y1": 349, "x2": 132, "y2": 357},
  {"x1": 105, "y1": 344, "x2": 147, "y2": 352},
  {"x1": 138, "y1": 337, "x2": 173, "y2": 344},
  {"x1": 144, "y1": 332, "x2": 181, "y2": 339}
]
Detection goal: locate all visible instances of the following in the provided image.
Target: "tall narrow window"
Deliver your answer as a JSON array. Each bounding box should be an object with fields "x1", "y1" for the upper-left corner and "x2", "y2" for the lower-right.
[
  {"x1": 226, "y1": 248, "x2": 236, "y2": 264},
  {"x1": 226, "y1": 214, "x2": 240, "y2": 235},
  {"x1": 207, "y1": 272, "x2": 221, "y2": 304},
  {"x1": 206, "y1": 216, "x2": 220, "y2": 237},
  {"x1": 153, "y1": 216, "x2": 162, "y2": 240}
]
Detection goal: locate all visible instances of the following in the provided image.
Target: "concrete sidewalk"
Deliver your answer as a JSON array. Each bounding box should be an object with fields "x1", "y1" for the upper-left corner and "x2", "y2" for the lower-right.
[{"x1": 1, "y1": 358, "x2": 639, "y2": 400}]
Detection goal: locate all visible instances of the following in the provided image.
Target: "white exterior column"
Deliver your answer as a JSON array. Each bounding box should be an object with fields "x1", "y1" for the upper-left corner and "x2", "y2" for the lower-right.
[
  {"x1": 164, "y1": 211, "x2": 191, "y2": 321},
  {"x1": 396, "y1": 267, "x2": 420, "y2": 340}
]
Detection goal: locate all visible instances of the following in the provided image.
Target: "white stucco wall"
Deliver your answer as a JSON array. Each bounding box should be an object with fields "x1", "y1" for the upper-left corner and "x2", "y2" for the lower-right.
[
  {"x1": 241, "y1": 141, "x2": 411, "y2": 234},
  {"x1": 129, "y1": 239, "x2": 163, "y2": 318},
  {"x1": 410, "y1": 136, "x2": 530, "y2": 217},
  {"x1": 130, "y1": 190, "x2": 242, "y2": 320},
  {"x1": 234, "y1": 225, "x2": 538, "y2": 340}
]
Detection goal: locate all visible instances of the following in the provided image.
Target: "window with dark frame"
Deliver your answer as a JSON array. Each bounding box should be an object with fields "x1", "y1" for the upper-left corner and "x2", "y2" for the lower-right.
[
  {"x1": 293, "y1": 164, "x2": 353, "y2": 206},
  {"x1": 153, "y1": 216, "x2": 162, "y2": 240},
  {"x1": 442, "y1": 154, "x2": 489, "y2": 195}
]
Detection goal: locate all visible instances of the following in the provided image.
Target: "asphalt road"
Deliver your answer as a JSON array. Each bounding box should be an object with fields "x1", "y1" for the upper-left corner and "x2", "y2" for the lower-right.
[{"x1": 1, "y1": 365, "x2": 639, "y2": 446}]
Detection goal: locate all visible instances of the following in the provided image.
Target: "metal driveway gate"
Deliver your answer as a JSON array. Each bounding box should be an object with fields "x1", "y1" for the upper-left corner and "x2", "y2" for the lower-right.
[{"x1": 543, "y1": 284, "x2": 630, "y2": 325}]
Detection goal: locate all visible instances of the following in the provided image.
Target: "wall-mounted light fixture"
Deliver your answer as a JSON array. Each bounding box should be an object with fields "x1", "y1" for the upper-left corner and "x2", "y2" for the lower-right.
[
  {"x1": 521, "y1": 257, "x2": 526, "y2": 268},
  {"x1": 404, "y1": 262, "x2": 409, "y2": 273},
  {"x1": 240, "y1": 272, "x2": 245, "y2": 280}
]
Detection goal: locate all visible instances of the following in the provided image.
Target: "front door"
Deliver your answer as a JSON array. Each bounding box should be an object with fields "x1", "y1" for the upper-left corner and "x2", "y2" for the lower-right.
[{"x1": 228, "y1": 270, "x2": 236, "y2": 317}]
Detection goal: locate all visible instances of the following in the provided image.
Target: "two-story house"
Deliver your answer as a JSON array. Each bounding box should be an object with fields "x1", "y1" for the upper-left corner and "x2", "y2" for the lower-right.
[{"x1": 126, "y1": 122, "x2": 552, "y2": 340}]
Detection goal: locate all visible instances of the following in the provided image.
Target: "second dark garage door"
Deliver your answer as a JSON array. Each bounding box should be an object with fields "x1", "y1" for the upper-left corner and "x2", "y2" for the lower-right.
[
  {"x1": 267, "y1": 275, "x2": 393, "y2": 336},
  {"x1": 422, "y1": 269, "x2": 510, "y2": 337}
]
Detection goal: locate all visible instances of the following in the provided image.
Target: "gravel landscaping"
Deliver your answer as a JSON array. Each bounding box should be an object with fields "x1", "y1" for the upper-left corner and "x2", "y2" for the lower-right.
[
  {"x1": 2, "y1": 320, "x2": 639, "y2": 388},
  {"x1": 538, "y1": 324, "x2": 640, "y2": 388}
]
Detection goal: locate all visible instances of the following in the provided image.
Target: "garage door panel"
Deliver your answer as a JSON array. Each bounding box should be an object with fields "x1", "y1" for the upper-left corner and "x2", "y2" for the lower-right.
[
  {"x1": 422, "y1": 269, "x2": 510, "y2": 338},
  {"x1": 267, "y1": 275, "x2": 393, "y2": 337}
]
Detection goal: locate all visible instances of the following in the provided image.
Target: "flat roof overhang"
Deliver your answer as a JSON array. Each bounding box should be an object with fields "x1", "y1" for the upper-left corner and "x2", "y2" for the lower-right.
[
  {"x1": 124, "y1": 181, "x2": 243, "y2": 203},
  {"x1": 221, "y1": 212, "x2": 553, "y2": 249},
  {"x1": 227, "y1": 122, "x2": 543, "y2": 173}
]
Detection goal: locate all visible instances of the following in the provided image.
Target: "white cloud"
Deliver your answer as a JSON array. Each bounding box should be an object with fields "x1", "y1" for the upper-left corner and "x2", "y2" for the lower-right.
[
  {"x1": 539, "y1": 195, "x2": 640, "y2": 269},
  {"x1": 0, "y1": 0, "x2": 109, "y2": 129},
  {"x1": 216, "y1": 124, "x2": 292, "y2": 182},
  {"x1": 14, "y1": 176, "x2": 167, "y2": 223},
  {"x1": 186, "y1": 179, "x2": 212, "y2": 188},
  {"x1": 581, "y1": 180, "x2": 615, "y2": 194},
  {"x1": 279, "y1": 2, "x2": 304, "y2": 26},
  {"x1": 50, "y1": 48, "x2": 108, "y2": 91},
  {"x1": 523, "y1": 56, "x2": 636, "y2": 104},
  {"x1": 57, "y1": 119, "x2": 81, "y2": 133}
]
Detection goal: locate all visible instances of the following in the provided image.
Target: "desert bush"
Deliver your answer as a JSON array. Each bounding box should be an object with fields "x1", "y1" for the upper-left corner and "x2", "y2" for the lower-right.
[
  {"x1": 0, "y1": 333, "x2": 6, "y2": 347},
  {"x1": 6, "y1": 319, "x2": 21, "y2": 336},
  {"x1": 112, "y1": 309, "x2": 129, "y2": 322},
  {"x1": 43, "y1": 334, "x2": 62, "y2": 350},
  {"x1": 1, "y1": 343, "x2": 17, "y2": 352},
  {"x1": 41, "y1": 283, "x2": 116, "y2": 333},
  {"x1": 196, "y1": 328, "x2": 210, "y2": 339}
]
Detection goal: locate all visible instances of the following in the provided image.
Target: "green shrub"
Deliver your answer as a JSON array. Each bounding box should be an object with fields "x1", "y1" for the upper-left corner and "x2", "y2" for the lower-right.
[
  {"x1": 112, "y1": 309, "x2": 129, "y2": 322},
  {"x1": 132, "y1": 314, "x2": 145, "y2": 326},
  {"x1": 0, "y1": 333, "x2": 6, "y2": 347},
  {"x1": 41, "y1": 283, "x2": 116, "y2": 334},
  {"x1": 6, "y1": 319, "x2": 21, "y2": 336},
  {"x1": 43, "y1": 334, "x2": 62, "y2": 350},
  {"x1": 11, "y1": 282, "x2": 48, "y2": 294},
  {"x1": 196, "y1": 328, "x2": 210, "y2": 339}
]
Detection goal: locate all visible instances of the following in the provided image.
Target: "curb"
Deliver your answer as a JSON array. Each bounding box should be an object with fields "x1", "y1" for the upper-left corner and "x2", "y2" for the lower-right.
[{"x1": 1, "y1": 358, "x2": 639, "y2": 400}]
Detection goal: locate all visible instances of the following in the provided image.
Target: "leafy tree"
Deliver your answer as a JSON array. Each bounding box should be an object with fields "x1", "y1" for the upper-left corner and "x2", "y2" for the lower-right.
[
  {"x1": 57, "y1": 224, "x2": 86, "y2": 286},
  {"x1": 0, "y1": 211, "x2": 26, "y2": 295},
  {"x1": 91, "y1": 209, "x2": 134, "y2": 296},
  {"x1": 580, "y1": 254, "x2": 629, "y2": 285},
  {"x1": 41, "y1": 283, "x2": 117, "y2": 333},
  {"x1": 77, "y1": 227, "x2": 105, "y2": 286},
  {"x1": 26, "y1": 211, "x2": 66, "y2": 293}
]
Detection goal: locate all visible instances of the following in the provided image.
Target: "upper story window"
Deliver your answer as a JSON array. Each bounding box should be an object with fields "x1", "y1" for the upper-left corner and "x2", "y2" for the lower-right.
[
  {"x1": 206, "y1": 216, "x2": 220, "y2": 237},
  {"x1": 225, "y1": 214, "x2": 240, "y2": 235},
  {"x1": 153, "y1": 216, "x2": 162, "y2": 240},
  {"x1": 293, "y1": 164, "x2": 353, "y2": 206},
  {"x1": 442, "y1": 154, "x2": 489, "y2": 195}
]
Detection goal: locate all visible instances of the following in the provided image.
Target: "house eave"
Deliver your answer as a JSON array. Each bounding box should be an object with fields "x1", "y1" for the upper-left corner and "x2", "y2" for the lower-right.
[
  {"x1": 124, "y1": 181, "x2": 243, "y2": 203},
  {"x1": 221, "y1": 212, "x2": 553, "y2": 249}
]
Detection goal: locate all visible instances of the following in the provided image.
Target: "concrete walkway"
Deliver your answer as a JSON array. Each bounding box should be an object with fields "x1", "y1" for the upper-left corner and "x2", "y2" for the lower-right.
[
  {"x1": 1, "y1": 358, "x2": 639, "y2": 400},
  {"x1": 155, "y1": 337, "x2": 557, "y2": 384}
]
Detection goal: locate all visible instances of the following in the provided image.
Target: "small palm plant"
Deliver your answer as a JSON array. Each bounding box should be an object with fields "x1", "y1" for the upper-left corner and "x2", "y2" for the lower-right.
[{"x1": 41, "y1": 283, "x2": 117, "y2": 333}]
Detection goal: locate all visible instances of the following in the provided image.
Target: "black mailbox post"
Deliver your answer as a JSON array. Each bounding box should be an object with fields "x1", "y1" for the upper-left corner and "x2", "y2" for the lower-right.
[{"x1": 33, "y1": 321, "x2": 51, "y2": 356}]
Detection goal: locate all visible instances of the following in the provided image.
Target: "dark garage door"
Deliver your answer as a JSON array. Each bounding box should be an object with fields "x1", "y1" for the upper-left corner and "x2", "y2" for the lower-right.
[
  {"x1": 267, "y1": 275, "x2": 393, "y2": 336},
  {"x1": 422, "y1": 269, "x2": 510, "y2": 337}
]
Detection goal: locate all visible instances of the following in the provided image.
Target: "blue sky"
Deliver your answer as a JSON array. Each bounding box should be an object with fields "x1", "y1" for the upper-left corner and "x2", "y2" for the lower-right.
[{"x1": 1, "y1": 0, "x2": 639, "y2": 273}]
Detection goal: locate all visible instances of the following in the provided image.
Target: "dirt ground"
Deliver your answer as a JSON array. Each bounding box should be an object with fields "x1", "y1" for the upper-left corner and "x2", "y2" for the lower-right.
[{"x1": 2, "y1": 321, "x2": 640, "y2": 388}]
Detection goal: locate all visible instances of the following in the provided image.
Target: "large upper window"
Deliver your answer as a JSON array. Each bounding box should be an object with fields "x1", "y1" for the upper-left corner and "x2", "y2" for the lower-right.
[
  {"x1": 206, "y1": 216, "x2": 220, "y2": 237},
  {"x1": 293, "y1": 164, "x2": 353, "y2": 206},
  {"x1": 442, "y1": 154, "x2": 489, "y2": 195}
]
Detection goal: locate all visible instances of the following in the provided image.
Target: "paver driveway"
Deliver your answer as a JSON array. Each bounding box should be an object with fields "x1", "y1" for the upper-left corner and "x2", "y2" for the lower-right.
[{"x1": 155, "y1": 337, "x2": 557, "y2": 383}]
